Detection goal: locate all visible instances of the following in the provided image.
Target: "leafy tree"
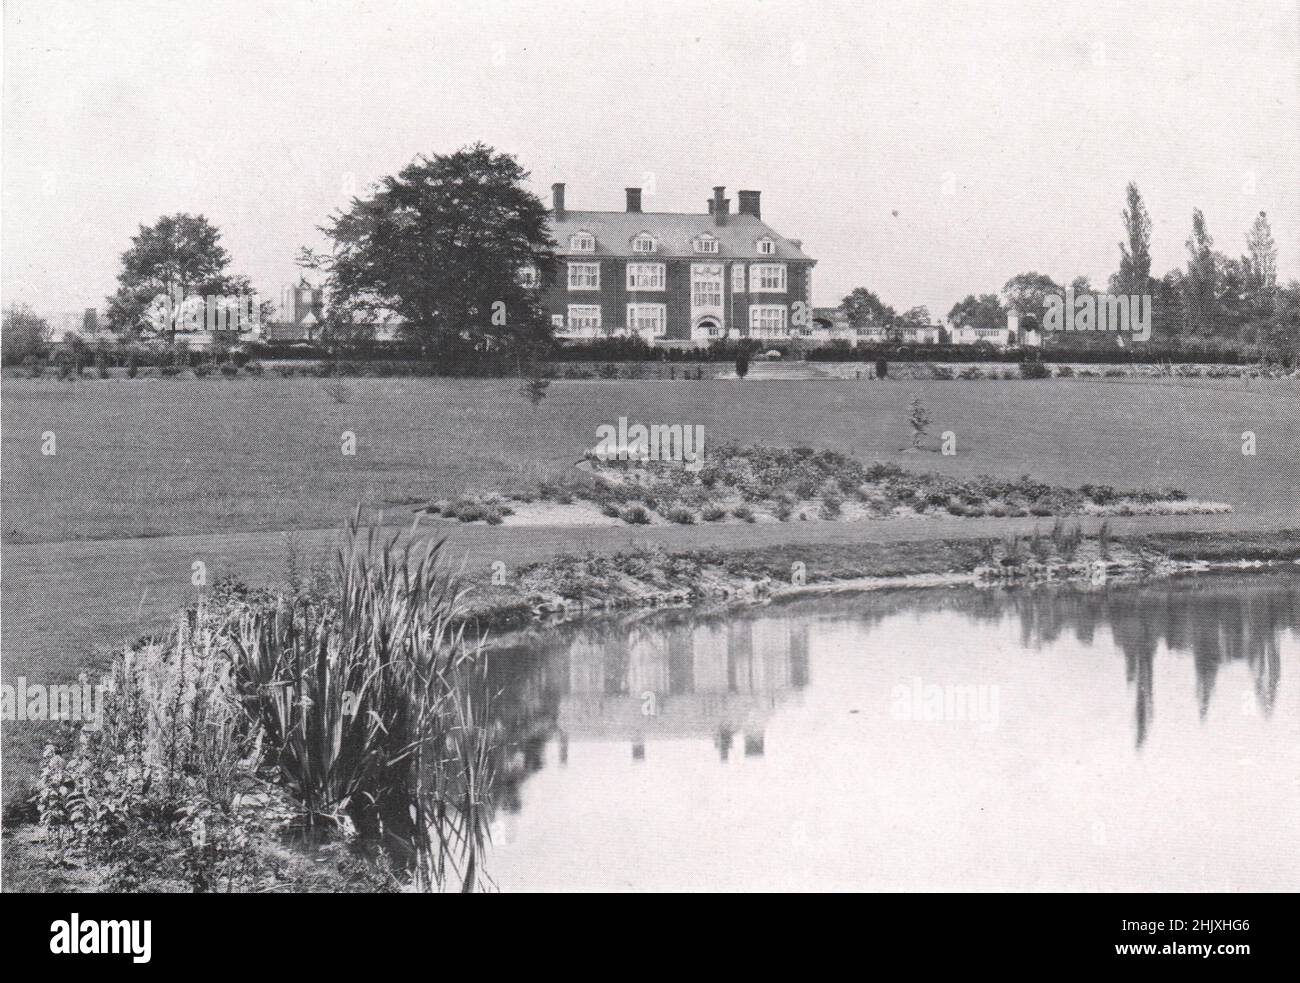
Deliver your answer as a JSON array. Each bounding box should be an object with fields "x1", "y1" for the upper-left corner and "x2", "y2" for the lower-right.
[
  {"x1": 311, "y1": 143, "x2": 555, "y2": 355},
  {"x1": 735, "y1": 351, "x2": 750, "y2": 378},
  {"x1": 1, "y1": 303, "x2": 51, "y2": 365},
  {"x1": 897, "y1": 305, "x2": 932, "y2": 328},
  {"x1": 1183, "y1": 208, "x2": 1219, "y2": 336},
  {"x1": 947, "y1": 293, "x2": 1005, "y2": 333},
  {"x1": 1243, "y1": 211, "x2": 1278, "y2": 308},
  {"x1": 1152, "y1": 269, "x2": 1187, "y2": 339},
  {"x1": 1110, "y1": 182, "x2": 1154, "y2": 297},
  {"x1": 106, "y1": 213, "x2": 257, "y2": 338},
  {"x1": 1002, "y1": 272, "x2": 1062, "y2": 325},
  {"x1": 908, "y1": 395, "x2": 931, "y2": 449},
  {"x1": 840, "y1": 287, "x2": 897, "y2": 334}
]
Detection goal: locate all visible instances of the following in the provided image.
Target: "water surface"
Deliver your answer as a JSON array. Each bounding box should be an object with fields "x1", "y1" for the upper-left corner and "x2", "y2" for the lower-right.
[{"x1": 485, "y1": 574, "x2": 1300, "y2": 891}]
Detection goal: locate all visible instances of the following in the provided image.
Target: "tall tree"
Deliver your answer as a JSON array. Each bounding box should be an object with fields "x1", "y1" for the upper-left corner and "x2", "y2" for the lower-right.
[
  {"x1": 947, "y1": 294, "x2": 1005, "y2": 333},
  {"x1": 1110, "y1": 182, "x2": 1154, "y2": 297},
  {"x1": 1183, "y1": 208, "x2": 1219, "y2": 336},
  {"x1": 1243, "y1": 210, "x2": 1279, "y2": 306},
  {"x1": 106, "y1": 213, "x2": 255, "y2": 337},
  {"x1": 840, "y1": 287, "x2": 896, "y2": 329},
  {"x1": 312, "y1": 143, "x2": 554, "y2": 353},
  {"x1": 1002, "y1": 271, "x2": 1063, "y2": 324},
  {"x1": 1, "y1": 303, "x2": 51, "y2": 365}
]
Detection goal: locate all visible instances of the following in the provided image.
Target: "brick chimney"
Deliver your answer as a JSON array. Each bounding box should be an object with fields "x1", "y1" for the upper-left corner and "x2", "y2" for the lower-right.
[
  {"x1": 737, "y1": 190, "x2": 761, "y2": 219},
  {"x1": 712, "y1": 186, "x2": 728, "y2": 226},
  {"x1": 625, "y1": 187, "x2": 641, "y2": 213},
  {"x1": 552, "y1": 182, "x2": 566, "y2": 220}
]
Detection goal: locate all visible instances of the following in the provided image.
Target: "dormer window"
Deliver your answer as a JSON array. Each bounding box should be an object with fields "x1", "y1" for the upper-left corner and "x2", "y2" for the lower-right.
[
  {"x1": 569, "y1": 230, "x2": 595, "y2": 252},
  {"x1": 756, "y1": 237, "x2": 775, "y2": 255},
  {"x1": 517, "y1": 265, "x2": 539, "y2": 288},
  {"x1": 631, "y1": 233, "x2": 656, "y2": 253},
  {"x1": 693, "y1": 233, "x2": 719, "y2": 254}
]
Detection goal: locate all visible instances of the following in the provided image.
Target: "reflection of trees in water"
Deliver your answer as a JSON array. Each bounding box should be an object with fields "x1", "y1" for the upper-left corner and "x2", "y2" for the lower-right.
[
  {"x1": 483, "y1": 575, "x2": 1297, "y2": 801},
  {"x1": 781, "y1": 575, "x2": 1296, "y2": 748},
  {"x1": 485, "y1": 611, "x2": 811, "y2": 811}
]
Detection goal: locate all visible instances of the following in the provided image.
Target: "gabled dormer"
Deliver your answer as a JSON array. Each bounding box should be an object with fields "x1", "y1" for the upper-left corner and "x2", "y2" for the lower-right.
[
  {"x1": 692, "y1": 232, "x2": 719, "y2": 254},
  {"x1": 630, "y1": 232, "x2": 656, "y2": 254},
  {"x1": 569, "y1": 229, "x2": 595, "y2": 252},
  {"x1": 755, "y1": 236, "x2": 775, "y2": 256}
]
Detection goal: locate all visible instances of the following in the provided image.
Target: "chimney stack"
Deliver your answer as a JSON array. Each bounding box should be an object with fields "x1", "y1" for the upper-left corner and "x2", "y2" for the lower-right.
[
  {"x1": 712, "y1": 185, "x2": 728, "y2": 226},
  {"x1": 625, "y1": 187, "x2": 641, "y2": 213},
  {"x1": 737, "y1": 190, "x2": 761, "y2": 219},
  {"x1": 552, "y1": 182, "x2": 566, "y2": 220}
]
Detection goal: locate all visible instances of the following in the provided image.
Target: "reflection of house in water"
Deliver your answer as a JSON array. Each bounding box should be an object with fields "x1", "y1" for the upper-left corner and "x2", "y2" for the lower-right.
[
  {"x1": 557, "y1": 618, "x2": 809, "y2": 760},
  {"x1": 487, "y1": 614, "x2": 811, "y2": 811}
]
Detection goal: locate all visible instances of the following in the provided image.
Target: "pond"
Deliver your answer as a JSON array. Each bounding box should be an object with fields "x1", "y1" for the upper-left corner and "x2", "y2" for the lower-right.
[{"x1": 484, "y1": 573, "x2": 1300, "y2": 891}]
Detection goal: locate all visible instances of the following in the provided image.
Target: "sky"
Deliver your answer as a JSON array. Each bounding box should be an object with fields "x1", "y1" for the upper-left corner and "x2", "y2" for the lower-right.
[{"x1": 3, "y1": 0, "x2": 1298, "y2": 329}]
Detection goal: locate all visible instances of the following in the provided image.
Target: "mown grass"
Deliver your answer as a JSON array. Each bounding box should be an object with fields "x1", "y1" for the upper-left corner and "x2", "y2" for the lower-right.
[{"x1": 4, "y1": 375, "x2": 1297, "y2": 543}]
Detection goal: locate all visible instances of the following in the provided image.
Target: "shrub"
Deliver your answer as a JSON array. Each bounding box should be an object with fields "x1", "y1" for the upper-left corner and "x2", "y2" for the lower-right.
[
  {"x1": 1055, "y1": 364, "x2": 1075, "y2": 378},
  {"x1": 1020, "y1": 361, "x2": 1050, "y2": 379},
  {"x1": 219, "y1": 361, "x2": 239, "y2": 378},
  {"x1": 666, "y1": 506, "x2": 696, "y2": 525},
  {"x1": 875, "y1": 358, "x2": 888, "y2": 379},
  {"x1": 622, "y1": 504, "x2": 651, "y2": 525},
  {"x1": 735, "y1": 353, "x2": 750, "y2": 379},
  {"x1": 243, "y1": 360, "x2": 264, "y2": 377},
  {"x1": 601, "y1": 502, "x2": 622, "y2": 518},
  {"x1": 159, "y1": 364, "x2": 181, "y2": 377},
  {"x1": 194, "y1": 362, "x2": 211, "y2": 378},
  {"x1": 930, "y1": 364, "x2": 954, "y2": 380},
  {"x1": 702, "y1": 505, "x2": 728, "y2": 522},
  {"x1": 732, "y1": 504, "x2": 755, "y2": 523}
]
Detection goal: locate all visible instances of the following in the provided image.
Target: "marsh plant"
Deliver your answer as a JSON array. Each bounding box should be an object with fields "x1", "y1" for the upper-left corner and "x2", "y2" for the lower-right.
[{"x1": 37, "y1": 512, "x2": 497, "y2": 893}]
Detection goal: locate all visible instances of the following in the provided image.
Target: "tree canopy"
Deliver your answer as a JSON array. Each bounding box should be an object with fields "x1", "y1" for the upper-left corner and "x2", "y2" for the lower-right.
[{"x1": 310, "y1": 143, "x2": 555, "y2": 354}]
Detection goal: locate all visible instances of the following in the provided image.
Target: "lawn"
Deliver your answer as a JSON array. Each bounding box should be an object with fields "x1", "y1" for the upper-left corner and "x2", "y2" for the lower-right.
[
  {"x1": 4, "y1": 374, "x2": 1298, "y2": 544},
  {"x1": 2, "y1": 372, "x2": 1298, "y2": 809}
]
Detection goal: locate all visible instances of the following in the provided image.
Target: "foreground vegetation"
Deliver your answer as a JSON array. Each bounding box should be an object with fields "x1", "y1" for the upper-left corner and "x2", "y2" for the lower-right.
[{"x1": 19, "y1": 515, "x2": 495, "y2": 893}]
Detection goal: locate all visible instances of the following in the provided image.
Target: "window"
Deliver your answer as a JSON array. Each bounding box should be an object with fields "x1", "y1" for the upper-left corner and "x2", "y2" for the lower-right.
[
  {"x1": 551, "y1": 314, "x2": 565, "y2": 328},
  {"x1": 751, "y1": 263, "x2": 787, "y2": 292},
  {"x1": 631, "y1": 234, "x2": 656, "y2": 253},
  {"x1": 756, "y1": 237, "x2": 775, "y2": 255},
  {"x1": 569, "y1": 231, "x2": 595, "y2": 252},
  {"x1": 626, "y1": 262, "x2": 666, "y2": 290},
  {"x1": 693, "y1": 234, "x2": 719, "y2": 254},
  {"x1": 299, "y1": 289, "x2": 314, "y2": 304},
  {"x1": 518, "y1": 265, "x2": 539, "y2": 288},
  {"x1": 626, "y1": 303, "x2": 666, "y2": 336},
  {"x1": 750, "y1": 305, "x2": 787, "y2": 337},
  {"x1": 692, "y1": 265, "x2": 723, "y2": 308},
  {"x1": 567, "y1": 262, "x2": 600, "y2": 290},
  {"x1": 567, "y1": 305, "x2": 601, "y2": 332},
  {"x1": 732, "y1": 265, "x2": 745, "y2": 293}
]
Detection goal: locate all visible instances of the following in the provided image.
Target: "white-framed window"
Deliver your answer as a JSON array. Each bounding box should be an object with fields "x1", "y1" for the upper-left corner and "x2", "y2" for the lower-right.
[
  {"x1": 626, "y1": 262, "x2": 666, "y2": 290},
  {"x1": 756, "y1": 237, "x2": 775, "y2": 255},
  {"x1": 569, "y1": 230, "x2": 595, "y2": 252},
  {"x1": 518, "y1": 265, "x2": 539, "y2": 288},
  {"x1": 750, "y1": 305, "x2": 787, "y2": 337},
  {"x1": 567, "y1": 262, "x2": 600, "y2": 290},
  {"x1": 691, "y1": 265, "x2": 723, "y2": 308},
  {"x1": 631, "y1": 234, "x2": 656, "y2": 253},
  {"x1": 567, "y1": 305, "x2": 602, "y2": 332},
  {"x1": 693, "y1": 234, "x2": 719, "y2": 254},
  {"x1": 732, "y1": 265, "x2": 745, "y2": 293},
  {"x1": 751, "y1": 263, "x2": 787, "y2": 292},
  {"x1": 299, "y1": 289, "x2": 314, "y2": 304},
  {"x1": 551, "y1": 314, "x2": 565, "y2": 328},
  {"x1": 626, "y1": 303, "x2": 667, "y2": 336}
]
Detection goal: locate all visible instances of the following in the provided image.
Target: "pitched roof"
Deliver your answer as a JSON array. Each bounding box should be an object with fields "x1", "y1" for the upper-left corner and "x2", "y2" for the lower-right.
[{"x1": 550, "y1": 210, "x2": 813, "y2": 262}]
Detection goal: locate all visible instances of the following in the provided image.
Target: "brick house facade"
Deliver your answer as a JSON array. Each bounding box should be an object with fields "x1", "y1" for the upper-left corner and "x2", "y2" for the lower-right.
[{"x1": 539, "y1": 184, "x2": 815, "y2": 346}]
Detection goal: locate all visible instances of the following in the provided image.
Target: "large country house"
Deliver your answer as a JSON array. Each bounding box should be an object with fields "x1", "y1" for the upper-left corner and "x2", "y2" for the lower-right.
[{"x1": 540, "y1": 184, "x2": 815, "y2": 346}]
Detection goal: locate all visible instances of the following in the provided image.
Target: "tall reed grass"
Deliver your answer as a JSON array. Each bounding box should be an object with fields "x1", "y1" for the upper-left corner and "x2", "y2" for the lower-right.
[{"x1": 229, "y1": 509, "x2": 496, "y2": 891}]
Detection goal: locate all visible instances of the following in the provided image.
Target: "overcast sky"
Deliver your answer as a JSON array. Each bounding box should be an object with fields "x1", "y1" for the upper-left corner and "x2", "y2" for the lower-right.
[{"x1": 4, "y1": 0, "x2": 1297, "y2": 325}]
